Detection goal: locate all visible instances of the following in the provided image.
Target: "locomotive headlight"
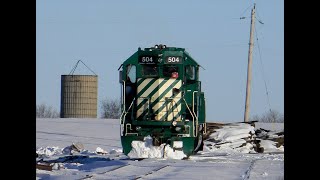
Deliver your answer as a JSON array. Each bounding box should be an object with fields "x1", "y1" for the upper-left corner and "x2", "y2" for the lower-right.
[
  {"x1": 175, "y1": 127, "x2": 181, "y2": 132},
  {"x1": 136, "y1": 126, "x2": 141, "y2": 131},
  {"x1": 154, "y1": 44, "x2": 158, "y2": 48},
  {"x1": 172, "y1": 120, "x2": 177, "y2": 126}
]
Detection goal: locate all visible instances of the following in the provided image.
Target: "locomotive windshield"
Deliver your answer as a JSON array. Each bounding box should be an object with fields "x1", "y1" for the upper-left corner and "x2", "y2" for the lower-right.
[
  {"x1": 141, "y1": 65, "x2": 158, "y2": 76},
  {"x1": 163, "y1": 65, "x2": 179, "y2": 78}
]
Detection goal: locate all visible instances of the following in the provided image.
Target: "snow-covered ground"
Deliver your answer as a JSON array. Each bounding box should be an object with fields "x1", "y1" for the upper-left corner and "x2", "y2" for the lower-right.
[{"x1": 36, "y1": 118, "x2": 284, "y2": 179}]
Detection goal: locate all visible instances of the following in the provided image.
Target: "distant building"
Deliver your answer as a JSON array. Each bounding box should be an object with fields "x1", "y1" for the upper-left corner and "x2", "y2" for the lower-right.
[{"x1": 60, "y1": 75, "x2": 98, "y2": 118}]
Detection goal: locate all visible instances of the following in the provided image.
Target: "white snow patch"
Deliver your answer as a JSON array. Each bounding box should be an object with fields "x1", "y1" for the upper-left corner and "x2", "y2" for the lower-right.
[
  {"x1": 128, "y1": 136, "x2": 186, "y2": 159},
  {"x1": 109, "y1": 148, "x2": 123, "y2": 154},
  {"x1": 164, "y1": 144, "x2": 187, "y2": 159},
  {"x1": 235, "y1": 143, "x2": 255, "y2": 154},
  {"x1": 227, "y1": 139, "x2": 247, "y2": 148},
  {"x1": 95, "y1": 147, "x2": 108, "y2": 154},
  {"x1": 259, "y1": 140, "x2": 284, "y2": 153},
  {"x1": 278, "y1": 145, "x2": 284, "y2": 151},
  {"x1": 224, "y1": 133, "x2": 251, "y2": 142},
  {"x1": 36, "y1": 146, "x2": 63, "y2": 157},
  {"x1": 128, "y1": 136, "x2": 165, "y2": 158},
  {"x1": 208, "y1": 123, "x2": 254, "y2": 142}
]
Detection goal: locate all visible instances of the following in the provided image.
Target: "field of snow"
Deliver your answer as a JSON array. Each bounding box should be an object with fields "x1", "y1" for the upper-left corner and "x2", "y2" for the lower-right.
[{"x1": 36, "y1": 118, "x2": 284, "y2": 179}]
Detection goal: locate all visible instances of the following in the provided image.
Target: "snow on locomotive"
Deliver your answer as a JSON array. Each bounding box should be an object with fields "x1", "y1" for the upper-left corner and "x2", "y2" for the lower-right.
[{"x1": 118, "y1": 44, "x2": 206, "y2": 157}]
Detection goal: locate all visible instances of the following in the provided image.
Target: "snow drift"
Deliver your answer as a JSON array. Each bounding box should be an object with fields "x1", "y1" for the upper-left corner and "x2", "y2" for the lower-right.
[{"x1": 128, "y1": 136, "x2": 187, "y2": 159}]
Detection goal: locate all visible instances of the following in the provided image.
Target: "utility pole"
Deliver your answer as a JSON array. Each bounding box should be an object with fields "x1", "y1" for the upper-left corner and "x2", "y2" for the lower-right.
[{"x1": 244, "y1": 3, "x2": 256, "y2": 122}]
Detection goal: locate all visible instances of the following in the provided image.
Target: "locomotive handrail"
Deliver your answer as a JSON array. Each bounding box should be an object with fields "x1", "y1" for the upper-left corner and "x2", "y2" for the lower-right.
[
  {"x1": 125, "y1": 123, "x2": 138, "y2": 136},
  {"x1": 183, "y1": 98, "x2": 196, "y2": 137},
  {"x1": 120, "y1": 80, "x2": 126, "y2": 125},
  {"x1": 193, "y1": 91, "x2": 199, "y2": 137},
  {"x1": 123, "y1": 98, "x2": 135, "y2": 124}
]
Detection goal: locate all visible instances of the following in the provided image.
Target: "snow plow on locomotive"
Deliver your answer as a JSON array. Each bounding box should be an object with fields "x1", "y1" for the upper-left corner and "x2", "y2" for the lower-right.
[{"x1": 119, "y1": 44, "x2": 206, "y2": 157}]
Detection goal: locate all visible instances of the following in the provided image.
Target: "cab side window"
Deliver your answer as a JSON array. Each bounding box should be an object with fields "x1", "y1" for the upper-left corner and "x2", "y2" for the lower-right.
[
  {"x1": 185, "y1": 65, "x2": 195, "y2": 80},
  {"x1": 126, "y1": 64, "x2": 136, "y2": 83}
]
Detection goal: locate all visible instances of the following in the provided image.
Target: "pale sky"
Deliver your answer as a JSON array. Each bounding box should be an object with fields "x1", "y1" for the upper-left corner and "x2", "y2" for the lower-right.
[{"x1": 36, "y1": 0, "x2": 284, "y2": 122}]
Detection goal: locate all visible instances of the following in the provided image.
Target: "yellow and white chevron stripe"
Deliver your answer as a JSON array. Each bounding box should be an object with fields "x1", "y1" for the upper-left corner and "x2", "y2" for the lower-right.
[{"x1": 136, "y1": 78, "x2": 182, "y2": 121}]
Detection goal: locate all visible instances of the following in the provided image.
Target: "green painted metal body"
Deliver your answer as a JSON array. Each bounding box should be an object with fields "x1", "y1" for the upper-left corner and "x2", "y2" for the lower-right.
[{"x1": 119, "y1": 45, "x2": 206, "y2": 156}]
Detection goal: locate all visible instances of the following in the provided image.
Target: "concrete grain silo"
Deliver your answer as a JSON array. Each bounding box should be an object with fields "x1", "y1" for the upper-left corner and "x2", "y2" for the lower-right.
[{"x1": 60, "y1": 75, "x2": 98, "y2": 118}]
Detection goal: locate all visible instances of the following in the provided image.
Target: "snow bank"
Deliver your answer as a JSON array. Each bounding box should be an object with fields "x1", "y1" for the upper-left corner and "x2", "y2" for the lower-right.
[
  {"x1": 205, "y1": 123, "x2": 256, "y2": 153},
  {"x1": 128, "y1": 136, "x2": 186, "y2": 159},
  {"x1": 204, "y1": 122, "x2": 284, "y2": 154},
  {"x1": 36, "y1": 146, "x2": 63, "y2": 157},
  {"x1": 208, "y1": 123, "x2": 254, "y2": 142},
  {"x1": 128, "y1": 136, "x2": 165, "y2": 158},
  {"x1": 255, "y1": 128, "x2": 284, "y2": 153},
  {"x1": 37, "y1": 145, "x2": 123, "y2": 158}
]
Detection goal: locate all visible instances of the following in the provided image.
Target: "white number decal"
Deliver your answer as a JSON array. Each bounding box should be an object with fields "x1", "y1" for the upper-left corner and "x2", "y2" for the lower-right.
[
  {"x1": 142, "y1": 57, "x2": 153, "y2": 63},
  {"x1": 168, "y1": 57, "x2": 180, "y2": 63}
]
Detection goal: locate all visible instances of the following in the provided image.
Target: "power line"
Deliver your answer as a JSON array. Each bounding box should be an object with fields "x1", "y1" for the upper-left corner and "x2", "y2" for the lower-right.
[
  {"x1": 254, "y1": 26, "x2": 272, "y2": 114},
  {"x1": 240, "y1": 4, "x2": 253, "y2": 18},
  {"x1": 255, "y1": 5, "x2": 264, "y2": 25}
]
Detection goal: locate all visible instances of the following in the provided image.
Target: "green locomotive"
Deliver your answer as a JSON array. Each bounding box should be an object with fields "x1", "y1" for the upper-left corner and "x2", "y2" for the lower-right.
[{"x1": 118, "y1": 44, "x2": 206, "y2": 156}]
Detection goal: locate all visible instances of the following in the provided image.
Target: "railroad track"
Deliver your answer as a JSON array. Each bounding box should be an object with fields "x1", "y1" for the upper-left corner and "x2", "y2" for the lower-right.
[
  {"x1": 134, "y1": 165, "x2": 170, "y2": 179},
  {"x1": 78, "y1": 161, "x2": 170, "y2": 180},
  {"x1": 78, "y1": 164, "x2": 131, "y2": 180}
]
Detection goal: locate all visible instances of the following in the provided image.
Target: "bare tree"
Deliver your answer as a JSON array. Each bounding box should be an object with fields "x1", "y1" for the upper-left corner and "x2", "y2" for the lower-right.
[
  {"x1": 100, "y1": 98, "x2": 121, "y2": 119},
  {"x1": 36, "y1": 103, "x2": 59, "y2": 118},
  {"x1": 250, "y1": 109, "x2": 284, "y2": 123}
]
